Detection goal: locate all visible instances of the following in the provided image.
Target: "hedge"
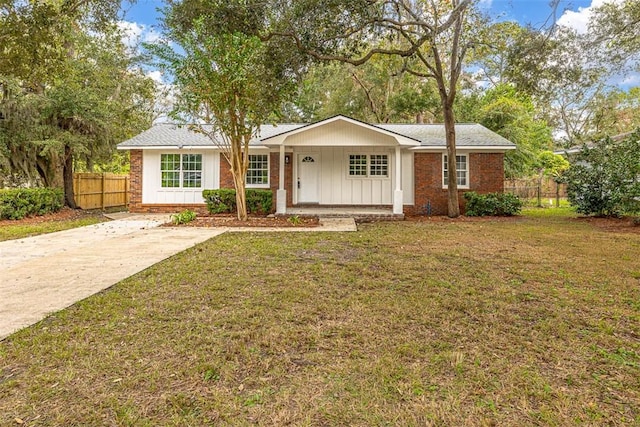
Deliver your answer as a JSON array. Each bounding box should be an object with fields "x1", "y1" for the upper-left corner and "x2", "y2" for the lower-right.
[
  {"x1": 202, "y1": 189, "x2": 273, "y2": 214},
  {"x1": 463, "y1": 191, "x2": 522, "y2": 217},
  {"x1": 0, "y1": 188, "x2": 64, "y2": 220}
]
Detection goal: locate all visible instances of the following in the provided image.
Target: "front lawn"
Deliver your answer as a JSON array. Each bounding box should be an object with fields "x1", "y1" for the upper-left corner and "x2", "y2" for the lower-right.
[
  {"x1": 0, "y1": 209, "x2": 107, "y2": 242},
  {"x1": 1, "y1": 212, "x2": 639, "y2": 425}
]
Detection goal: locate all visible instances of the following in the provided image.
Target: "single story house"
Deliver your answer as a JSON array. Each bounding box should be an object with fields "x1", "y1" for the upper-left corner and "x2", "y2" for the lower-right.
[{"x1": 117, "y1": 115, "x2": 516, "y2": 216}]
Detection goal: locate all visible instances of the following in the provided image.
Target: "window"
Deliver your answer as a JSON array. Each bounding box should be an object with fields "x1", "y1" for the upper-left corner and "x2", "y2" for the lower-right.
[
  {"x1": 349, "y1": 154, "x2": 389, "y2": 178},
  {"x1": 443, "y1": 154, "x2": 468, "y2": 187},
  {"x1": 349, "y1": 155, "x2": 368, "y2": 176},
  {"x1": 246, "y1": 154, "x2": 269, "y2": 186},
  {"x1": 161, "y1": 153, "x2": 202, "y2": 188},
  {"x1": 369, "y1": 154, "x2": 389, "y2": 177}
]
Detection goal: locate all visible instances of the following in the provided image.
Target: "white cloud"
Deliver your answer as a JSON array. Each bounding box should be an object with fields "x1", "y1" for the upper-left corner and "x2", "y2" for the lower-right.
[
  {"x1": 557, "y1": 0, "x2": 624, "y2": 34},
  {"x1": 117, "y1": 20, "x2": 163, "y2": 48},
  {"x1": 117, "y1": 21, "x2": 144, "y2": 47},
  {"x1": 147, "y1": 70, "x2": 164, "y2": 84}
]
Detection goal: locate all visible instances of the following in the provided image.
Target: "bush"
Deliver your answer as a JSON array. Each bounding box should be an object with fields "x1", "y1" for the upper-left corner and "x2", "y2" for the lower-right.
[
  {"x1": 0, "y1": 188, "x2": 64, "y2": 220},
  {"x1": 202, "y1": 189, "x2": 273, "y2": 215},
  {"x1": 565, "y1": 129, "x2": 640, "y2": 217},
  {"x1": 171, "y1": 209, "x2": 197, "y2": 225},
  {"x1": 464, "y1": 191, "x2": 523, "y2": 216}
]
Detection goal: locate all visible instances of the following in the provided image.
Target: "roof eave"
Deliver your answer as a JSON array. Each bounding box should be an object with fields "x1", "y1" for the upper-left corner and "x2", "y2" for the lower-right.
[{"x1": 410, "y1": 145, "x2": 517, "y2": 151}]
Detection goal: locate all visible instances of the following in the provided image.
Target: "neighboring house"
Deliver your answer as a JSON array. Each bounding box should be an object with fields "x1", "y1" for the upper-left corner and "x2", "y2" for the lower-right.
[
  {"x1": 555, "y1": 131, "x2": 634, "y2": 157},
  {"x1": 117, "y1": 115, "x2": 516, "y2": 216}
]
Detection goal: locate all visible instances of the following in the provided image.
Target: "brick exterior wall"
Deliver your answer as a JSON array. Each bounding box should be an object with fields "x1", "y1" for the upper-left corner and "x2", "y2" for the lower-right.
[
  {"x1": 269, "y1": 152, "x2": 294, "y2": 207},
  {"x1": 218, "y1": 152, "x2": 293, "y2": 212},
  {"x1": 406, "y1": 152, "x2": 505, "y2": 216},
  {"x1": 219, "y1": 153, "x2": 234, "y2": 188},
  {"x1": 130, "y1": 149, "x2": 505, "y2": 215},
  {"x1": 129, "y1": 150, "x2": 143, "y2": 212}
]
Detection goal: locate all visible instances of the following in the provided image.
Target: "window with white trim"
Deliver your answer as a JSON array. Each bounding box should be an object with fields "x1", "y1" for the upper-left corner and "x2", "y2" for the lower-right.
[
  {"x1": 348, "y1": 154, "x2": 389, "y2": 178},
  {"x1": 246, "y1": 154, "x2": 269, "y2": 186},
  {"x1": 161, "y1": 153, "x2": 202, "y2": 188},
  {"x1": 349, "y1": 154, "x2": 368, "y2": 176},
  {"x1": 443, "y1": 154, "x2": 468, "y2": 187},
  {"x1": 369, "y1": 154, "x2": 389, "y2": 177}
]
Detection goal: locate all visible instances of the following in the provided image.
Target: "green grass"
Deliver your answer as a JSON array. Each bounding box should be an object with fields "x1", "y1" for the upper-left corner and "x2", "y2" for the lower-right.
[
  {"x1": 0, "y1": 215, "x2": 106, "y2": 241},
  {"x1": 1, "y1": 214, "x2": 639, "y2": 426}
]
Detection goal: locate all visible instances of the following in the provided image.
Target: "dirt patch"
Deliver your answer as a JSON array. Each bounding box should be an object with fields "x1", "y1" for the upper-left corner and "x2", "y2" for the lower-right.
[
  {"x1": 404, "y1": 214, "x2": 523, "y2": 223},
  {"x1": 167, "y1": 214, "x2": 320, "y2": 228},
  {"x1": 573, "y1": 215, "x2": 640, "y2": 233},
  {"x1": 0, "y1": 207, "x2": 101, "y2": 226}
]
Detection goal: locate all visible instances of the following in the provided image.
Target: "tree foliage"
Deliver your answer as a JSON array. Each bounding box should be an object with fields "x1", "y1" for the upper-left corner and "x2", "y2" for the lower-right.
[
  {"x1": 565, "y1": 129, "x2": 640, "y2": 217},
  {"x1": 0, "y1": 0, "x2": 156, "y2": 207},
  {"x1": 276, "y1": 0, "x2": 484, "y2": 217},
  {"x1": 456, "y1": 84, "x2": 552, "y2": 178},
  {"x1": 152, "y1": 0, "x2": 305, "y2": 220},
  {"x1": 284, "y1": 58, "x2": 440, "y2": 124}
]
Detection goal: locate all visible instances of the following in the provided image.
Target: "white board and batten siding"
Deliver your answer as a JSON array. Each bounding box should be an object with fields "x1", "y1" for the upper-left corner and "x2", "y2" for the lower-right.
[
  {"x1": 289, "y1": 145, "x2": 414, "y2": 206},
  {"x1": 285, "y1": 123, "x2": 415, "y2": 206},
  {"x1": 142, "y1": 150, "x2": 219, "y2": 204}
]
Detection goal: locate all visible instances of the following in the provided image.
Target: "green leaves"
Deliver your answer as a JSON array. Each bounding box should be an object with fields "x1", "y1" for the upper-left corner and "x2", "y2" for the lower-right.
[{"x1": 566, "y1": 129, "x2": 640, "y2": 216}]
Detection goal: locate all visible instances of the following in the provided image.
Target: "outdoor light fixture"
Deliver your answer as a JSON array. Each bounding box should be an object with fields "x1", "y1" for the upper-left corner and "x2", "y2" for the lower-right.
[{"x1": 285, "y1": 155, "x2": 290, "y2": 164}]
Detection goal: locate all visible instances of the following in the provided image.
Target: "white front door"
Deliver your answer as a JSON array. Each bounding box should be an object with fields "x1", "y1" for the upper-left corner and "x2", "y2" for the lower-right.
[{"x1": 297, "y1": 154, "x2": 319, "y2": 203}]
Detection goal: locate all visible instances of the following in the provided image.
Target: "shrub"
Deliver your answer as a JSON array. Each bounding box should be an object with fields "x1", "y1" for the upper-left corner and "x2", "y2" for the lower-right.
[
  {"x1": 0, "y1": 188, "x2": 64, "y2": 220},
  {"x1": 171, "y1": 209, "x2": 197, "y2": 225},
  {"x1": 565, "y1": 129, "x2": 640, "y2": 217},
  {"x1": 202, "y1": 189, "x2": 273, "y2": 215},
  {"x1": 464, "y1": 191, "x2": 523, "y2": 216}
]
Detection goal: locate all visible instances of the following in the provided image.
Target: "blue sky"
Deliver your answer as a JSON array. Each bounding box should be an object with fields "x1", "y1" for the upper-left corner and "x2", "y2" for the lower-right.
[
  {"x1": 123, "y1": 0, "x2": 596, "y2": 34},
  {"x1": 121, "y1": 0, "x2": 637, "y2": 88}
]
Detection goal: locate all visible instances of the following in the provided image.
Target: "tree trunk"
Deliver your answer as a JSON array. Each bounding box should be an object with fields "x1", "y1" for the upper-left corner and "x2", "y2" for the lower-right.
[
  {"x1": 233, "y1": 172, "x2": 248, "y2": 221},
  {"x1": 228, "y1": 139, "x2": 249, "y2": 221},
  {"x1": 63, "y1": 145, "x2": 77, "y2": 208},
  {"x1": 443, "y1": 103, "x2": 460, "y2": 218}
]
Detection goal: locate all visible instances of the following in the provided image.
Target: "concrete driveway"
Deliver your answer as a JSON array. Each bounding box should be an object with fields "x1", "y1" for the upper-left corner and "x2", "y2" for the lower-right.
[{"x1": 0, "y1": 215, "x2": 224, "y2": 340}]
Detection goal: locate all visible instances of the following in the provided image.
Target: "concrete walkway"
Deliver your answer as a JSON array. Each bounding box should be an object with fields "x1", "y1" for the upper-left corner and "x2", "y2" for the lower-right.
[{"x1": 0, "y1": 214, "x2": 356, "y2": 340}]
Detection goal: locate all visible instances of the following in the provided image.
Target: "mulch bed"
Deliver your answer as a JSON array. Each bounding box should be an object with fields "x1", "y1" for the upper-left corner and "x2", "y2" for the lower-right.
[
  {"x1": 0, "y1": 207, "x2": 98, "y2": 226},
  {"x1": 169, "y1": 214, "x2": 320, "y2": 228}
]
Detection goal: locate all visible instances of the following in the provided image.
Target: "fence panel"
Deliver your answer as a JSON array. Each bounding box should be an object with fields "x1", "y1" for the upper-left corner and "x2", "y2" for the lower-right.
[
  {"x1": 504, "y1": 177, "x2": 567, "y2": 200},
  {"x1": 73, "y1": 173, "x2": 130, "y2": 210}
]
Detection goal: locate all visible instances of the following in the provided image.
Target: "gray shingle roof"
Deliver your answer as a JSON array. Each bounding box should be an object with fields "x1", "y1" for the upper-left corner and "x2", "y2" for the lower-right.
[{"x1": 117, "y1": 121, "x2": 515, "y2": 149}]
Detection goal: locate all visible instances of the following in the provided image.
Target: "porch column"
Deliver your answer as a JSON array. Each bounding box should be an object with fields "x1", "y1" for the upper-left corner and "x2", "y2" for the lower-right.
[
  {"x1": 276, "y1": 144, "x2": 287, "y2": 214},
  {"x1": 393, "y1": 146, "x2": 403, "y2": 214}
]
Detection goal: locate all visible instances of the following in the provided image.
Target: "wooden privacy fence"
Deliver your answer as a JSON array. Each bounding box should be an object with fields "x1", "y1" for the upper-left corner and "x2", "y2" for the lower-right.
[
  {"x1": 73, "y1": 173, "x2": 130, "y2": 210},
  {"x1": 504, "y1": 177, "x2": 567, "y2": 200}
]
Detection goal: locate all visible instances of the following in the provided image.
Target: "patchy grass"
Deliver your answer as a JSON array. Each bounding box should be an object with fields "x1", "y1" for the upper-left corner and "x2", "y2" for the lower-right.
[
  {"x1": 1, "y1": 214, "x2": 639, "y2": 426},
  {"x1": 0, "y1": 211, "x2": 107, "y2": 241}
]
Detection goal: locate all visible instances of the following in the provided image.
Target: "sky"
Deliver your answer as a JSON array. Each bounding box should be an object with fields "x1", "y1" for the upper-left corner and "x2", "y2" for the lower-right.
[
  {"x1": 120, "y1": 0, "x2": 635, "y2": 86},
  {"x1": 122, "y1": 0, "x2": 599, "y2": 33}
]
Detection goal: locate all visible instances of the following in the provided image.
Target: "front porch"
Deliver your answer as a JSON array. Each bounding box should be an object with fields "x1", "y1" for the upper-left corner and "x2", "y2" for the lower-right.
[{"x1": 281, "y1": 206, "x2": 404, "y2": 220}]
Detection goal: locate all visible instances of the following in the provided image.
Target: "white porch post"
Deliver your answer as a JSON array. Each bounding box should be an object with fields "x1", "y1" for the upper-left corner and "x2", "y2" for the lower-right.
[
  {"x1": 393, "y1": 146, "x2": 403, "y2": 214},
  {"x1": 276, "y1": 144, "x2": 287, "y2": 214}
]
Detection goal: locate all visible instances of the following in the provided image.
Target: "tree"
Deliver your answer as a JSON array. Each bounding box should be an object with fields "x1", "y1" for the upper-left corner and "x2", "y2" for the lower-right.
[
  {"x1": 283, "y1": 58, "x2": 440, "y2": 124},
  {"x1": 536, "y1": 151, "x2": 569, "y2": 207},
  {"x1": 589, "y1": 0, "x2": 640, "y2": 73},
  {"x1": 152, "y1": 0, "x2": 304, "y2": 220},
  {"x1": 0, "y1": 0, "x2": 155, "y2": 207},
  {"x1": 565, "y1": 129, "x2": 640, "y2": 217},
  {"x1": 277, "y1": 0, "x2": 481, "y2": 217}
]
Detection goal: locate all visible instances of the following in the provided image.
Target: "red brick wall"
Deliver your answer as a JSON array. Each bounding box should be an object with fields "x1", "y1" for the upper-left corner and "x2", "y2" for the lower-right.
[
  {"x1": 129, "y1": 150, "x2": 143, "y2": 212},
  {"x1": 269, "y1": 152, "x2": 294, "y2": 207},
  {"x1": 407, "y1": 152, "x2": 505, "y2": 216},
  {"x1": 218, "y1": 152, "x2": 293, "y2": 211},
  {"x1": 469, "y1": 153, "x2": 505, "y2": 193},
  {"x1": 219, "y1": 154, "x2": 234, "y2": 188}
]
